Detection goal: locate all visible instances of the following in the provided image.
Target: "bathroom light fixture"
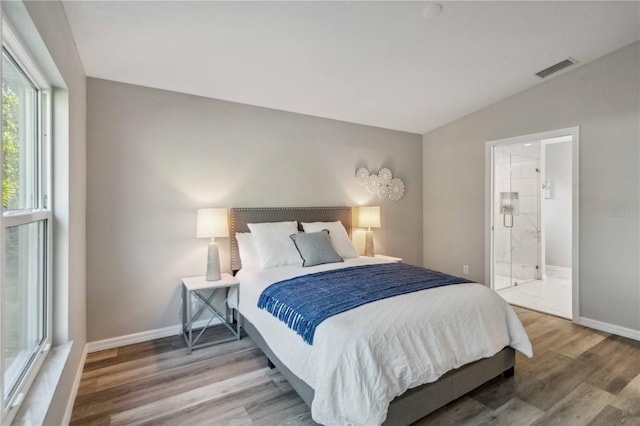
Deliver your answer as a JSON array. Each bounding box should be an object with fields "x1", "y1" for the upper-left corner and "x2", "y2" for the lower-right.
[
  {"x1": 197, "y1": 208, "x2": 229, "y2": 281},
  {"x1": 359, "y1": 206, "x2": 381, "y2": 257}
]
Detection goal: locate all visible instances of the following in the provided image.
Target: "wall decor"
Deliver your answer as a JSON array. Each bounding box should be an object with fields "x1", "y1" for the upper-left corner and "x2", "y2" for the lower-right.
[
  {"x1": 355, "y1": 167, "x2": 406, "y2": 201},
  {"x1": 388, "y1": 178, "x2": 405, "y2": 201},
  {"x1": 355, "y1": 167, "x2": 370, "y2": 184},
  {"x1": 367, "y1": 174, "x2": 383, "y2": 194}
]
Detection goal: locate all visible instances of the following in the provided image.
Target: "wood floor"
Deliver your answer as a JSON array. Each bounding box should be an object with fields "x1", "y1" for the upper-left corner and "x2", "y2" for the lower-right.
[{"x1": 71, "y1": 307, "x2": 640, "y2": 426}]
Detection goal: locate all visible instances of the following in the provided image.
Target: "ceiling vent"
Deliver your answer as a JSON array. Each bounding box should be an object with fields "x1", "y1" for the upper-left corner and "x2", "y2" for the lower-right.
[{"x1": 535, "y1": 59, "x2": 576, "y2": 78}]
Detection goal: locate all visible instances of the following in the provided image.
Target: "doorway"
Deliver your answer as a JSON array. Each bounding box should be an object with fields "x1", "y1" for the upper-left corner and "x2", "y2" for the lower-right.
[{"x1": 486, "y1": 128, "x2": 578, "y2": 320}]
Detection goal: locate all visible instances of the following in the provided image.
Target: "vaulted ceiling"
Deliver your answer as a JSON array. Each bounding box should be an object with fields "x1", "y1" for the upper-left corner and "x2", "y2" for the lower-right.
[{"x1": 63, "y1": 1, "x2": 640, "y2": 134}]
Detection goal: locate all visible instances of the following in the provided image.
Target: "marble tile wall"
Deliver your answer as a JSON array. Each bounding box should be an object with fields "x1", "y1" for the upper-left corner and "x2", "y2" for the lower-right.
[{"x1": 494, "y1": 145, "x2": 541, "y2": 286}]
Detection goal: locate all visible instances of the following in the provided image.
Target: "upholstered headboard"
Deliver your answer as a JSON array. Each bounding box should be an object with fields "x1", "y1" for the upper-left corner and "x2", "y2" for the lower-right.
[{"x1": 229, "y1": 206, "x2": 353, "y2": 272}]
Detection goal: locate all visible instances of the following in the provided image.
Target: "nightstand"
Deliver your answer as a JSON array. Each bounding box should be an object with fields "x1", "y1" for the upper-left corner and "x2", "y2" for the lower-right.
[
  {"x1": 181, "y1": 273, "x2": 240, "y2": 353},
  {"x1": 374, "y1": 254, "x2": 403, "y2": 263}
]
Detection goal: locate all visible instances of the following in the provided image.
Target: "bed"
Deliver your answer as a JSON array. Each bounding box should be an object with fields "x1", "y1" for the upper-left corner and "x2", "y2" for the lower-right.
[{"x1": 228, "y1": 207, "x2": 532, "y2": 426}]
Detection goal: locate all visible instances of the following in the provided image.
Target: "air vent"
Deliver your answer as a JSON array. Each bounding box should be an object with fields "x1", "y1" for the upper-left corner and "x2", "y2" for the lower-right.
[{"x1": 535, "y1": 59, "x2": 576, "y2": 78}]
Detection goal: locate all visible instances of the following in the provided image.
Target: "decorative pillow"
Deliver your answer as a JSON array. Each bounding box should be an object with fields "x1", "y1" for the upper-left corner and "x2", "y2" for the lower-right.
[
  {"x1": 290, "y1": 230, "x2": 343, "y2": 267},
  {"x1": 247, "y1": 221, "x2": 302, "y2": 269},
  {"x1": 235, "y1": 232, "x2": 260, "y2": 270},
  {"x1": 301, "y1": 221, "x2": 359, "y2": 258}
]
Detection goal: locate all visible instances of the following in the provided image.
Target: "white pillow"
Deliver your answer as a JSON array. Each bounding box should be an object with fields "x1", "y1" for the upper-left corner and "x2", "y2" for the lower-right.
[
  {"x1": 247, "y1": 221, "x2": 302, "y2": 269},
  {"x1": 301, "y1": 221, "x2": 359, "y2": 258},
  {"x1": 235, "y1": 232, "x2": 261, "y2": 270}
]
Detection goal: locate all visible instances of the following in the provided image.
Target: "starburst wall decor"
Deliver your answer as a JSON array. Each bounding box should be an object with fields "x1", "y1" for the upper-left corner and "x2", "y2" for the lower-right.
[{"x1": 355, "y1": 167, "x2": 405, "y2": 201}]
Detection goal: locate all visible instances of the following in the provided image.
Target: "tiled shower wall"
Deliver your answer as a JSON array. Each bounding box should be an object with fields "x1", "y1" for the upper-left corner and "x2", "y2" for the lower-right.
[{"x1": 494, "y1": 144, "x2": 541, "y2": 288}]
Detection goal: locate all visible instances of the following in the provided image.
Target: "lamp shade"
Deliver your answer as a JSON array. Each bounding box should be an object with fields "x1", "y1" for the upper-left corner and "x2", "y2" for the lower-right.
[
  {"x1": 196, "y1": 208, "x2": 229, "y2": 238},
  {"x1": 358, "y1": 206, "x2": 381, "y2": 229}
]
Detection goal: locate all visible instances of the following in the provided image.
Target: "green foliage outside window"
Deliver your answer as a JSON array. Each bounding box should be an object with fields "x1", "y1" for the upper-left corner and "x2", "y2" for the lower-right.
[
  {"x1": 2, "y1": 83, "x2": 19, "y2": 209},
  {"x1": 2, "y1": 82, "x2": 21, "y2": 377}
]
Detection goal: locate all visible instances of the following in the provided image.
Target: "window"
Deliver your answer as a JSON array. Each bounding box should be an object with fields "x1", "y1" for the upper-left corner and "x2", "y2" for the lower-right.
[{"x1": 0, "y1": 26, "x2": 51, "y2": 423}]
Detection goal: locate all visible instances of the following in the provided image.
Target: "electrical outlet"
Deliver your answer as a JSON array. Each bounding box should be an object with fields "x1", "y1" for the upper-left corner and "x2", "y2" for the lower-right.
[{"x1": 463, "y1": 265, "x2": 469, "y2": 275}]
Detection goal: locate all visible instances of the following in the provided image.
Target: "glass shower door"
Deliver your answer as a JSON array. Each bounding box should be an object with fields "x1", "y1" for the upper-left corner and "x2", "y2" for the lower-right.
[{"x1": 493, "y1": 143, "x2": 541, "y2": 290}]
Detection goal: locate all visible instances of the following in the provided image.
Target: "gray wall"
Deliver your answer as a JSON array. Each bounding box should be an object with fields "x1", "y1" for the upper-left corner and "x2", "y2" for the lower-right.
[
  {"x1": 423, "y1": 42, "x2": 639, "y2": 332},
  {"x1": 86, "y1": 78, "x2": 422, "y2": 342},
  {"x1": 544, "y1": 142, "x2": 572, "y2": 268},
  {"x1": 4, "y1": 1, "x2": 88, "y2": 424}
]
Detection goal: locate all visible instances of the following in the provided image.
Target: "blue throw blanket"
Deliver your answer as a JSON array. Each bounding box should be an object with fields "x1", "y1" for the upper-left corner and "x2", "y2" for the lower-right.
[{"x1": 257, "y1": 263, "x2": 473, "y2": 345}]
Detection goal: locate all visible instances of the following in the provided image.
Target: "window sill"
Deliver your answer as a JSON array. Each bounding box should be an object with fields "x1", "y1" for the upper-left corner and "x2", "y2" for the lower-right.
[{"x1": 13, "y1": 341, "x2": 72, "y2": 426}]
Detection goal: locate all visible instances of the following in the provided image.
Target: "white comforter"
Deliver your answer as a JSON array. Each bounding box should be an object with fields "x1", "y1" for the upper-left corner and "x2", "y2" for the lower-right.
[{"x1": 231, "y1": 257, "x2": 532, "y2": 426}]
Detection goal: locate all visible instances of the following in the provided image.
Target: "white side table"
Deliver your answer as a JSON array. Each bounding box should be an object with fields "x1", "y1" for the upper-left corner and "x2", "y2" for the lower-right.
[
  {"x1": 374, "y1": 254, "x2": 403, "y2": 263},
  {"x1": 181, "y1": 273, "x2": 240, "y2": 353}
]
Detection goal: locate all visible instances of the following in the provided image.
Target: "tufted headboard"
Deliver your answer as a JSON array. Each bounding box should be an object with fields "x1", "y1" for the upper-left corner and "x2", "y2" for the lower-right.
[{"x1": 229, "y1": 206, "x2": 353, "y2": 272}]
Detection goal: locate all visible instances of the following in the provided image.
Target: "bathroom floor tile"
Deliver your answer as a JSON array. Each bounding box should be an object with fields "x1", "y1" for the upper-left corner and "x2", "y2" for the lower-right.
[{"x1": 497, "y1": 270, "x2": 571, "y2": 319}]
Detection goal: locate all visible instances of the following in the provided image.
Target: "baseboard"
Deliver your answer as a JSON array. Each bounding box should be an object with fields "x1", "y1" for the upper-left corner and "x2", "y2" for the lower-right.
[
  {"x1": 545, "y1": 265, "x2": 571, "y2": 273},
  {"x1": 86, "y1": 318, "x2": 222, "y2": 353},
  {"x1": 577, "y1": 317, "x2": 640, "y2": 341},
  {"x1": 61, "y1": 343, "x2": 87, "y2": 425}
]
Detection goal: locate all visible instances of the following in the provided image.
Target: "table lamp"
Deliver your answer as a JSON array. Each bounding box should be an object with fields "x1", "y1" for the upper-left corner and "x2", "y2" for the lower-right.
[
  {"x1": 196, "y1": 208, "x2": 229, "y2": 281},
  {"x1": 359, "y1": 206, "x2": 381, "y2": 257}
]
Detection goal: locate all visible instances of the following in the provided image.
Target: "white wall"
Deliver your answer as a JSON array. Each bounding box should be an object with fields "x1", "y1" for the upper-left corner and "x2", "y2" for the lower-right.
[
  {"x1": 3, "y1": 1, "x2": 87, "y2": 424},
  {"x1": 86, "y1": 78, "x2": 423, "y2": 342},
  {"x1": 423, "y1": 42, "x2": 639, "y2": 333},
  {"x1": 544, "y1": 142, "x2": 572, "y2": 268}
]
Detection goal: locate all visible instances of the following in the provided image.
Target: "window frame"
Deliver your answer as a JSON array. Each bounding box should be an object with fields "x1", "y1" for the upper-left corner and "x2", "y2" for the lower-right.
[{"x1": 0, "y1": 18, "x2": 52, "y2": 424}]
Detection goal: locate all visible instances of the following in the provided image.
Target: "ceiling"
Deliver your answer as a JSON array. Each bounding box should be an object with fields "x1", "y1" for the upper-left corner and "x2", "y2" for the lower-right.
[{"x1": 62, "y1": 1, "x2": 639, "y2": 134}]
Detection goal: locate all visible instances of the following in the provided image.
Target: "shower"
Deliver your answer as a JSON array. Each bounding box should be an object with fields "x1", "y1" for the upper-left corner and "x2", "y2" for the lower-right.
[
  {"x1": 486, "y1": 129, "x2": 576, "y2": 320},
  {"x1": 492, "y1": 142, "x2": 541, "y2": 290}
]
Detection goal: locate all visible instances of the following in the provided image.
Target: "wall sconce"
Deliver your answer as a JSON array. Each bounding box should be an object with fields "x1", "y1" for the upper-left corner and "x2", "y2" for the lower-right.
[
  {"x1": 196, "y1": 208, "x2": 229, "y2": 281},
  {"x1": 358, "y1": 206, "x2": 381, "y2": 257}
]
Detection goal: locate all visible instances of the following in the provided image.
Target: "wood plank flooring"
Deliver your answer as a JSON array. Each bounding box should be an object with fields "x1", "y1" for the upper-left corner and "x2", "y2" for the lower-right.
[{"x1": 71, "y1": 307, "x2": 640, "y2": 425}]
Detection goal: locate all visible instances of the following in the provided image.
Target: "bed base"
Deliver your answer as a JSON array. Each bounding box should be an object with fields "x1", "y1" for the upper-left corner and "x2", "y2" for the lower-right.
[{"x1": 242, "y1": 317, "x2": 515, "y2": 426}]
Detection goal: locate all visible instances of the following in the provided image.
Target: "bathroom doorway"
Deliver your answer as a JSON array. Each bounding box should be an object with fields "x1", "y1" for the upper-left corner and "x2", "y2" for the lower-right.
[{"x1": 486, "y1": 128, "x2": 578, "y2": 319}]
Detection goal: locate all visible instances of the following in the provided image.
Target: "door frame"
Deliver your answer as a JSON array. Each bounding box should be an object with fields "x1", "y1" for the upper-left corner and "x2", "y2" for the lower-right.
[{"x1": 485, "y1": 126, "x2": 579, "y2": 322}]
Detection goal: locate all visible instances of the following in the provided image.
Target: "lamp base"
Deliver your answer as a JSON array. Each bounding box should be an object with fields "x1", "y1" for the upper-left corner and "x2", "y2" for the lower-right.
[
  {"x1": 206, "y1": 241, "x2": 221, "y2": 281},
  {"x1": 364, "y1": 230, "x2": 375, "y2": 257}
]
